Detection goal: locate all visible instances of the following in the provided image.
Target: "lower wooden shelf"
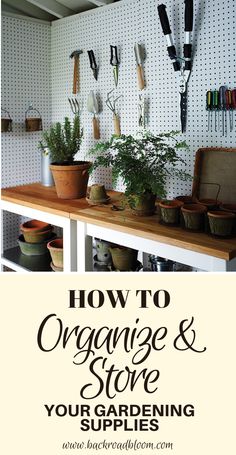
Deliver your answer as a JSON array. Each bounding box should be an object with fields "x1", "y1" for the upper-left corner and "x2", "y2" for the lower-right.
[{"x1": 2, "y1": 247, "x2": 53, "y2": 272}]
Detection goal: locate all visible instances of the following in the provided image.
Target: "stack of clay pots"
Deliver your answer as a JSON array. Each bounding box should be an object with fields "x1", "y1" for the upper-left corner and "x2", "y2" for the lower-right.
[
  {"x1": 19, "y1": 220, "x2": 55, "y2": 257},
  {"x1": 94, "y1": 239, "x2": 141, "y2": 271}
]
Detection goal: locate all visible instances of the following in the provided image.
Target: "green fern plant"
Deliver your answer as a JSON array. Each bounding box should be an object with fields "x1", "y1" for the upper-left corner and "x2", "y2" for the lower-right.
[
  {"x1": 39, "y1": 116, "x2": 83, "y2": 164},
  {"x1": 89, "y1": 130, "x2": 191, "y2": 201}
]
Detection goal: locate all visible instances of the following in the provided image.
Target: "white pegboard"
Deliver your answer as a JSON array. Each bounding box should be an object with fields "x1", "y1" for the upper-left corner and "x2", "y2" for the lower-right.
[
  {"x1": 1, "y1": 0, "x2": 236, "y2": 250},
  {"x1": 51, "y1": 0, "x2": 236, "y2": 196},
  {"x1": 1, "y1": 15, "x2": 51, "y2": 249}
]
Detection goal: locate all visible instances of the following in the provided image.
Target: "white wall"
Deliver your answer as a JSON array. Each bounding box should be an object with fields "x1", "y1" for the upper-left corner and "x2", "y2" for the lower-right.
[{"x1": 1, "y1": 15, "x2": 51, "y2": 248}]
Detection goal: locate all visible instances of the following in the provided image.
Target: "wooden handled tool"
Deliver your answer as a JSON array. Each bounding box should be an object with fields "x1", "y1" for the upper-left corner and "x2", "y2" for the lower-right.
[
  {"x1": 134, "y1": 44, "x2": 145, "y2": 90},
  {"x1": 70, "y1": 49, "x2": 83, "y2": 94},
  {"x1": 113, "y1": 114, "x2": 121, "y2": 136},
  {"x1": 87, "y1": 91, "x2": 100, "y2": 139},
  {"x1": 92, "y1": 116, "x2": 100, "y2": 140}
]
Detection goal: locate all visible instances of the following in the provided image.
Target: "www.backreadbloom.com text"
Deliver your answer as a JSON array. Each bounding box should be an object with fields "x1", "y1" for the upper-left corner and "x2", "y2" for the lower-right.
[{"x1": 62, "y1": 439, "x2": 173, "y2": 451}]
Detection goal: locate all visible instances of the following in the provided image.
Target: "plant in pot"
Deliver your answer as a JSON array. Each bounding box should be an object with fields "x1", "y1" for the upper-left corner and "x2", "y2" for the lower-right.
[
  {"x1": 89, "y1": 130, "x2": 190, "y2": 216},
  {"x1": 39, "y1": 116, "x2": 92, "y2": 199}
]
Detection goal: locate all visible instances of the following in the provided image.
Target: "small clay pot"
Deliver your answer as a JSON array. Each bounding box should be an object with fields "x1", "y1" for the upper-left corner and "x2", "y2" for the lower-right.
[
  {"x1": 20, "y1": 220, "x2": 51, "y2": 233},
  {"x1": 208, "y1": 211, "x2": 236, "y2": 237},
  {"x1": 176, "y1": 195, "x2": 194, "y2": 204},
  {"x1": 109, "y1": 246, "x2": 138, "y2": 271},
  {"x1": 22, "y1": 227, "x2": 53, "y2": 244},
  {"x1": 131, "y1": 192, "x2": 156, "y2": 216},
  {"x1": 181, "y1": 204, "x2": 207, "y2": 231},
  {"x1": 197, "y1": 198, "x2": 220, "y2": 211},
  {"x1": 158, "y1": 199, "x2": 183, "y2": 225},
  {"x1": 87, "y1": 184, "x2": 110, "y2": 204},
  {"x1": 18, "y1": 233, "x2": 56, "y2": 256},
  {"x1": 220, "y1": 203, "x2": 236, "y2": 214},
  {"x1": 47, "y1": 238, "x2": 63, "y2": 268}
]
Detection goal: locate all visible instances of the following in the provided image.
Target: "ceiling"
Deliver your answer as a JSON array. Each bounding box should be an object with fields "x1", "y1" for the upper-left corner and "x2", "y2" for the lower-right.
[{"x1": 1, "y1": 0, "x2": 119, "y2": 22}]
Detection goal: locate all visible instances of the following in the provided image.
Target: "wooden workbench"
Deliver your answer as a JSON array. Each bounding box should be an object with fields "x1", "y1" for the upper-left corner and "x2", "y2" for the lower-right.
[{"x1": 1, "y1": 183, "x2": 236, "y2": 271}]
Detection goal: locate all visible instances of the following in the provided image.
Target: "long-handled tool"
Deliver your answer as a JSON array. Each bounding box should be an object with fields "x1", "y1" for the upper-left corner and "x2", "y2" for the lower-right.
[
  {"x1": 157, "y1": 1, "x2": 194, "y2": 133},
  {"x1": 87, "y1": 91, "x2": 100, "y2": 139},
  {"x1": 110, "y1": 45, "x2": 119, "y2": 87},
  {"x1": 225, "y1": 89, "x2": 233, "y2": 132},
  {"x1": 88, "y1": 50, "x2": 98, "y2": 81},
  {"x1": 134, "y1": 44, "x2": 145, "y2": 90},
  {"x1": 70, "y1": 49, "x2": 83, "y2": 94}
]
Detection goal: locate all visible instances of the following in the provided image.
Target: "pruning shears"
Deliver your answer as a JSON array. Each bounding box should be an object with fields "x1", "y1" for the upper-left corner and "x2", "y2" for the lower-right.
[
  {"x1": 88, "y1": 50, "x2": 98, "y2": 81},
  {"x1": 110, "y1": 45, "x2": 119, "y2": 87},
  {"x1": 157, "y1": 0, "x2": 194, "y2": 133}
]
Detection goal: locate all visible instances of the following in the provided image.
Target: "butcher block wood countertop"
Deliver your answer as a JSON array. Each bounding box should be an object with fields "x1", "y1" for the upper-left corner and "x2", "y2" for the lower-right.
[{"x1": 1, "y1": 183, "x2": 236, "y2": 260}]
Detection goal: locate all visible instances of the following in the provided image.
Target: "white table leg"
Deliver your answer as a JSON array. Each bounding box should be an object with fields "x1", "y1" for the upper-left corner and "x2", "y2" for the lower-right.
[
  {"x1": 63, "y1": 219, "x2": 77, "y2": 272},
  {"x1": 76, "y1": 220, "x2": 93, "y2": 272}
]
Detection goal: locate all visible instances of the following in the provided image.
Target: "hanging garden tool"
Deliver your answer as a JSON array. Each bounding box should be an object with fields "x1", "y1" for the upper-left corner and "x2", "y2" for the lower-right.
[
  {"x1": 157, "y1": 0, "x2": 194, "y2": 133},
  {"x1": 134, "y1": 44, "x2": 145, "y2": 90},
  {"x1": 68, "y1": 98, "x2": 82, "y2": 116},
  {"x1": 88, "y1": 50, "x2": 98, "y2": 81},
  {"x1": 110, "y1": 45, "x2": 119, "y2": 87},
  {"x1": 1, "y1": 107, "x2": 12, "y2": 132},
  {"x1": 138, "y1": 94, "x2": 147, "y2": 129},
  {"x1": 219, "y1": 85, "x2": 227, "y2": 136},
  {"x1": 70, "y1": 49, "x2": 83, "y2": 94},
  {"x1": 231, "y1": 88, "x2": 236, "y2": 131},
  {"x1": 225, "y1": 89, "x2": 233, "y2": 132},
  {"x1": 206, "y1": 90, "x2": 212, "y2": 132},
  {"x1": 87, "y1": 91, "x2": 100, "y2": 139},
  {"x1": 106, "y1": 89, "x2": 122, "y2": 135}
]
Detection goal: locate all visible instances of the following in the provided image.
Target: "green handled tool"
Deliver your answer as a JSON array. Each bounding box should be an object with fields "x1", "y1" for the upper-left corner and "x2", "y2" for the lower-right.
[
  {"x1": 232, "y1": 89, "x2": 236, "y2": 131},
  {"x1": 157, "y1": 0, "x2": 194, "y2": 133}
]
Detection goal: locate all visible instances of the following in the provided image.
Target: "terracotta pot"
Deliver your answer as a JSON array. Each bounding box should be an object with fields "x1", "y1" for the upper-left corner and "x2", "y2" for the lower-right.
[
  {"x1": 20, "y1": 220, "x2": 51, "y2": 233},
  {"x1": 22, "y1": 227, "x2": 53, "y2": 244},
  {"x1": 109, "y1": 246, "x2": 138, "y2": 271},
  {"x1": 197, "y1": 198, "x2": 220, "y2": 211},
  {"x1": 50, "y1": 161, "x2": 92, "y2": 199},
  {"x1": 158, "y1": 199, "x2": 183, "y2": 225},
  {"x1": 176, "y1": 195, "x2": 194, "y2": 204},
  {"x1": 208, "y1": 211, "x2": 236, "y2": 237},
  {"x1": 130, "y1": 192, "x2": 156, "y2": 216},
  {"x1": 87, "y1": 184, "x2": 110, "y2": 204},
  {"x1": 18, "y1": 233, "x2": 56, "y2": 256},
  {"x1": 181, "y1": 204, "x2": 207, "y2": 231},
  {"x1": 47, "y1": 238, "x2": 63, "y2": 268},
  {"x1": 220, "y1": 203, "x2": 236, "y2": 214}
]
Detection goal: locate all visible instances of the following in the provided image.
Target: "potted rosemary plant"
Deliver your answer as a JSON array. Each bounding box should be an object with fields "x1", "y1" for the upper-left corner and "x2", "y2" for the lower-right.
[
  {"x1": 39, "y1": 116, "x2": 91, "y2": 199},
  {"x1": 89, "y1": 130, "x2": 190, "y2": 215}
]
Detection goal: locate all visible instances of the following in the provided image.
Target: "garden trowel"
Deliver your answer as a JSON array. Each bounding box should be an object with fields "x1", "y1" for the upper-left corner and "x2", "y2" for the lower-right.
[
  {"x1": 87, "y1": 91, "x2": 100, "y2": 139},
  {"x1": 134, "y1": 44, "x2": 145, "y2": 90}
]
